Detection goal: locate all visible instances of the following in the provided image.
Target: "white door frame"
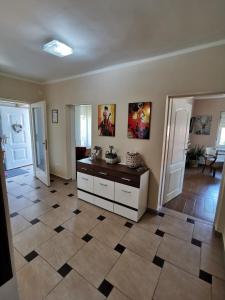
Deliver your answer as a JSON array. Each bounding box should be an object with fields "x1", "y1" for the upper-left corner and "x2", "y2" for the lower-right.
[{"x1": 158, "y1": 92, "x2": 225, "y2": 226}]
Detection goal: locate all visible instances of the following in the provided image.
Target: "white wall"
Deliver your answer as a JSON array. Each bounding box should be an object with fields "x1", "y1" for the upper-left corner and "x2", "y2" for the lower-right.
[
  {"x1": 0, "y1": 75, "x2": 44, "y2": 103},
  {"x1": 45, "y1": 44, "x2": 225, "y2": 210}
]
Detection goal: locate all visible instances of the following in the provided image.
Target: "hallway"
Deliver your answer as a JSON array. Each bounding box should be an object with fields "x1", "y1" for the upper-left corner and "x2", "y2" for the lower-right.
[{"x1": 6, "y1": 168, "x2": 225, "y2": 299}]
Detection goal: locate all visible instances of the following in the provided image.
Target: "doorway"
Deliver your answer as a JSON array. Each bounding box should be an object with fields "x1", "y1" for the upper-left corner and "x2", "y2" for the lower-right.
[
  {"x1": 160, "y1": 94, "x2": 225, "y2": 223},
  {"x1": 70, "y1": 105, "x2": 92, "y2": 179},
  {"x1": 0, "y1": 103, "x2": 33, "y2": 173}
]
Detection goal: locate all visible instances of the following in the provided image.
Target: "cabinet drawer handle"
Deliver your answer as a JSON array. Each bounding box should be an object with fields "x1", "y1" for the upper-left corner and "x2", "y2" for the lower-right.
[
  {"x1": 98, "y1": 172, "x2": 108, "y2": 176},
  {"x1": 121, "y1": 189, "x2": 131, "y2": 194},
  {"x1": 81, "y1": 177, "x2": 88, "y2": 181},
  {"x1": 81, "y1": 167, "x2": 87, "y2": 171},
  {"x1": 121, "y1": 177, "x2": 131, "y2": 182},
  {"x1": 100, "y1": 183, "x2": 108, "y2": 187}
]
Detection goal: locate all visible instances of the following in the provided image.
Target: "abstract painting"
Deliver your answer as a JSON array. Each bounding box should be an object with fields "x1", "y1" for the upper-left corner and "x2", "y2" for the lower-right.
[
  {"x1": 128, "y1": 102, "x2": 151, "y2": 139},
  {"x1": 98, "y1": 104, "x2": 116, "y2": 136}
]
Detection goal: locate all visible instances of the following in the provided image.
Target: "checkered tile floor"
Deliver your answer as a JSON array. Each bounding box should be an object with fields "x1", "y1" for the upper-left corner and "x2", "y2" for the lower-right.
[{"x1": 6, "y1": 166, "x2": 225, "y2": 300}]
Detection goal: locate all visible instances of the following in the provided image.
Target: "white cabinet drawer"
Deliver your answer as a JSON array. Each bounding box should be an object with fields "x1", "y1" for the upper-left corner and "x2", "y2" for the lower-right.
[
  {"x1": 93, "y1": 196, "x2": 113, "y2": 212},
  {"x1": 77, "y1": 172, "x2": 93, "y2": 193},
  {"x1": 115, "y1": 182, "x2": 139, "y2": 209},
  {"x1": 94, "y1": 177, "x2": 114, "y2": 200},
  {"x1": 114, "y1": 204, "x2": 138, "y2": 222},
  {"x1": 78, "y1": 190, "x2": 94, "y2": 204}
]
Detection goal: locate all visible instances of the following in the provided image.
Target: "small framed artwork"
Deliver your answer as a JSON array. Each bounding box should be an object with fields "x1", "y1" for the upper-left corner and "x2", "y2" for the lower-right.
[
  {"x1": 98, "y1": 104, "x2": 116, "y2": 136},
  {"x1": 128, "y1": 102, "x2": 152, "y2": 139},
  {"x1": 193, "y1": 115, "x2": 212, "y2": 135},
  {"x1": 52, "y1": 109, "x2": 58, "y2": 124}
]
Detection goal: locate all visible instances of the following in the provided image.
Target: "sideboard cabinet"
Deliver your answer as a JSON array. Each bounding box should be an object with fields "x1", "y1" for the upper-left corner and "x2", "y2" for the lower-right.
[{"x1": 77, "y1": 158, "x2": 149, "y2": 222}]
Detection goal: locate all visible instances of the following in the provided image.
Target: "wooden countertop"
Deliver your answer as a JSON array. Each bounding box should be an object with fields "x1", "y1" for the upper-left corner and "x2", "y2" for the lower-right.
[{"x1": 77, "y1": 158, "x2": 148, "y2": 176}]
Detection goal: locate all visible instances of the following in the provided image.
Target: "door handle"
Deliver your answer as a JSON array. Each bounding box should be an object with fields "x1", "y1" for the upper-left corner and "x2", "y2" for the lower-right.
[
  {"x1": 121, "y1": 177, "x2": 131, "y2": 182},
  {"x1": 42, "y1": 140, "x2": 47, "y2": 151},
  {"x1": 121, "y1": 189, "x2": 131, "y2": 194},
  {"x1": 98, "y1": 172, "x2": 108, "y2": 176}
]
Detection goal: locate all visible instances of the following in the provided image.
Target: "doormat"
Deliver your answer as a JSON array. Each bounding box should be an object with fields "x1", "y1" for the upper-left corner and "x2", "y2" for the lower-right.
[{"x1": 6, "y1": 168, "x2": 29, "y2": 178}]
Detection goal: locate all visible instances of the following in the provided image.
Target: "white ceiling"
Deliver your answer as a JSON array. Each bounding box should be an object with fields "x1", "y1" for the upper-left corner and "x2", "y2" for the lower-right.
[{"x1": 0, "y1": 0, "x2": 225, "y2": 82}]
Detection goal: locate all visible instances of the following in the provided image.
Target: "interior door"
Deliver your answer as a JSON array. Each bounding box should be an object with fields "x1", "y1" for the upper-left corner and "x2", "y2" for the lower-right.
[
  {"x1": 0, "y1": 106, "x2": 33, "y2": 170},
  {"x1": 163, "y1": 98, "x2": 193, "y2": 204},
  {"x1": 31, "y1": 101, "x2": 50, "y2": 186}
]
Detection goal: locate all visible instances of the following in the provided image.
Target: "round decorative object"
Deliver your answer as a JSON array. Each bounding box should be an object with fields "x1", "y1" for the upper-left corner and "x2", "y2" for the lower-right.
[
  {"x1": 12, "y1": 123, "x2": 23, "y2": 133},
  {"x1": 126, "y1": 152, "x2": 141, "y2": 168}
]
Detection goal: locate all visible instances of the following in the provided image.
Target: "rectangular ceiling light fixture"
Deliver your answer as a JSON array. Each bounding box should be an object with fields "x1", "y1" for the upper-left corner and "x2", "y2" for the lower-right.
[{"x1": 42, "y1": 40, "x2": 73, "y2": 57}]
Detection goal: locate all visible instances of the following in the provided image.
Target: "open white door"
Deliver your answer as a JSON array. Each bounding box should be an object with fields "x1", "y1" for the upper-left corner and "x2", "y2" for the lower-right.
[
  {"x1": 0, "y1": 106, "x2": 33, "y2": 170},
  {"x1": 163, "y1": 97, "x2": 193, "y2": 204},
  {"x1": 31, "y1": 101, "x2": 50, "y2": 186}
]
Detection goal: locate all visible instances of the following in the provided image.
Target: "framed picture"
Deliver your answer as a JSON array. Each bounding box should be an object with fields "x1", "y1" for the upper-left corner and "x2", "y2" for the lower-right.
[
  {"x1": 128, "y1": 102, "x2": 152, "y2": 139},
  {"x1": 193, "y1": 115, "x2": 212, "y2": 135},
  {"x1": 98, "y1": 104, "x2": 116, "y2": 136},
  {"x1": 52, "y1": 109, "x2": 58, "y2": 124}
]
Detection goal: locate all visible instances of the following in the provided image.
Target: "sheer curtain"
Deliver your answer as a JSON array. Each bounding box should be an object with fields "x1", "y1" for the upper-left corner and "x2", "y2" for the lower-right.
[{"x1": 75, "y1": 105, "x2": 92, "y2": 148}]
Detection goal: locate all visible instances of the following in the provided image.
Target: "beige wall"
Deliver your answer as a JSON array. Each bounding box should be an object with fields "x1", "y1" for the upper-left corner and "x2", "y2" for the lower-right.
[
  {"x1": 45, "y1": 44, "x2": 225, "y2": 210},
  {"x1": 190, "y1": 98, "x2": 225, "y2": 148},
  {"x1": 0, "y1": 75, "x2": 44, "y2": 103}
]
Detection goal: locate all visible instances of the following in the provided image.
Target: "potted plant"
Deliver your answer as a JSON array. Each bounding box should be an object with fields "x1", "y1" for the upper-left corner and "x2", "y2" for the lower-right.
[
  {"x1": 105, "y1": 145, "x2": 119, "y2": 164},
  {"x1": 186, "y1": 145, "x2": 205, "y2": 168}
]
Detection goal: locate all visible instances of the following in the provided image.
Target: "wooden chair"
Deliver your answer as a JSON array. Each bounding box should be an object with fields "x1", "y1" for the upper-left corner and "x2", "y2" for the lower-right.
[{"x1": 202, "y1": 147, "x2": 225, "y2": 177}]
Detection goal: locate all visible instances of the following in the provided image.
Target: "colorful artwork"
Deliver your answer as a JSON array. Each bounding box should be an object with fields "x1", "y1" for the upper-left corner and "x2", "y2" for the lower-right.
[
  {"x1": 128, "y1": 102, "x2": 151, "y2": 139},
  {"x1": 193, "y1": 115, "x2": 212, "y2": 135},
  {"x1": 98, "y1": 104, "x2": 116, "y2": 136}
]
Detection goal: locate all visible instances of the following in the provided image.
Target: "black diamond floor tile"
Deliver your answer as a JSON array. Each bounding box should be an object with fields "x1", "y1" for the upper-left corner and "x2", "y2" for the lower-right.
[
  {"x1": 33, "y1": 199, "x2": 41, "y2": 204},
  {"x1": 58, "y1": 263, "x2": 72, "y2": 277},
  {"x1": 187, "y1": 218, "x2": 195, "y2": 224},
  {"x1": 73, "y1": 209, "x2": 81, "y2": 215},
  {"x1": 24, "y1": 250, "x2": 39, "y2": 262},
  {"x1": 30, "y1": 218, "x2": 40, "y2": 225},
  {"x1": 158, "y1": 212, "x2": 165, "y2": 217},
  {"x1": 191, "y1": 238, "x2": 202, "y2": 248},
  {"x1": 97, "y1": 215, "x2": 106, "y2": 221},
  {"x1": 124, "y1": 221, "x2": 133, "y2": 228},
  {"x1": 10, "y1": 212, "x2": 18, "y2": 218},
  {"x1": 98, "y1": 279, "x2": 114, "y2": 297},
  {"x1": 155, "y1": 229, "x2": 165, "y2": 237},
  {"x1": 54, "y1": 225, "x2": 65, "y2": 233},
  {"x1": 114, "y1": 243, "x2": 126, "y2": 254},
  {"x1": 52, "y1": 204, "x2": 60, "y2": 209},
  {"x1": 50, "y1": 190, "x2": 57, "y2": 193},
  {"x1": 152, "y1": 255, "x2": 164, "y2": 268},
  {"x1": 199, "y1": 270, "x2": 212, "y2": 284},
  {"x1": 68, "y1": 193, "x2": 74, "y2": 197},
  {"x1": 82, "y1": 233, "x2": 93, "y2": 242}
]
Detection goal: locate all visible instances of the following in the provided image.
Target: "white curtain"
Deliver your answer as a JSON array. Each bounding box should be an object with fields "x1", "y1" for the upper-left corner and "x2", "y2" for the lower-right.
[
  {"x1": 217, "y1": 112, "x2": 225, "y2": 147},
  {"x1": 75, "y1": 105, "x2": 92, "y2": 148}
]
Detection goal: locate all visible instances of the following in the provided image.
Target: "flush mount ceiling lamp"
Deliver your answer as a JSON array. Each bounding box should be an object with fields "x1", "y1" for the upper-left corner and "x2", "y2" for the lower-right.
[{"x1": 42, "y1": 40, "x2": 73, "y2": 57}]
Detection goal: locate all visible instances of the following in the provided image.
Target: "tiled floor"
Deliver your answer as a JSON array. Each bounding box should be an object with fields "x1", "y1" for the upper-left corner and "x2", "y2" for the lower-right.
[
  {"x1": 164, "y1": 167, "x2": 221, "y2": 222},
  {"x1": 6, "y1": 166, "x2": 225, "y2": 299}
]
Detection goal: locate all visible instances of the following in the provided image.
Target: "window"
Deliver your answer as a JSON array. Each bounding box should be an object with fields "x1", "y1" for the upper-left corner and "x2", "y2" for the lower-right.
[
  {"x1": 217, "y1": 112, "x2": 225, "y2": 147},
  {"x1": 75, "y1": 105, "x2": 92, "y2": 148}
]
